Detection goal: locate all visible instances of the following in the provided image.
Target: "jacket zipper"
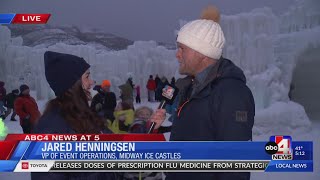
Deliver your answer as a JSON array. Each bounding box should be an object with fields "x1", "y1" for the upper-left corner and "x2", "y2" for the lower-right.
[{"x1": 177, "y1": 100, "x2": 190, "y2": 118}]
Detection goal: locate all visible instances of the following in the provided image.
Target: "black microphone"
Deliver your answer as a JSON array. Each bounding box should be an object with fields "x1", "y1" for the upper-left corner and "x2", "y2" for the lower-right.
[{"x1": 148, "y1": 85, "x2": 179, "y2": 134}]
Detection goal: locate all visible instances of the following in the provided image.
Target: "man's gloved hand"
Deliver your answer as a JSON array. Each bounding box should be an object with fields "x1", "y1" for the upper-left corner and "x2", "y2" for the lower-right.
[{"x1": 95, "y1": 103, "x2": 102, "y2": 112}]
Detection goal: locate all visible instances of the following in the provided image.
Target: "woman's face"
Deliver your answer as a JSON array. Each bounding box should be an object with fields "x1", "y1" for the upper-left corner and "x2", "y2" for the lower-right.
[{"x1": 81, "y1": 69, "x2": 94, "y2": 96}]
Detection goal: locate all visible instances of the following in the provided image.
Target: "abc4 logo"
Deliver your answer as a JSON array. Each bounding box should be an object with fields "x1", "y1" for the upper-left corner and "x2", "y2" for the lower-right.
[{"x1": 265, "y1": 136, "x2": 293, "y2": 160}]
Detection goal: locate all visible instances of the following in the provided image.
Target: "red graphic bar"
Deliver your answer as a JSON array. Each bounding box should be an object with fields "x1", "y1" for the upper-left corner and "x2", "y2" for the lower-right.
[
  {"x1": 0, "y1": 141, "x2": 18, "y2": 160},
  {"x1": 4, "y1": 134, "x2": 166, "y2": 142},
  {"x1": 11, "y1": 14, "x2": 51, "y2": 24}
]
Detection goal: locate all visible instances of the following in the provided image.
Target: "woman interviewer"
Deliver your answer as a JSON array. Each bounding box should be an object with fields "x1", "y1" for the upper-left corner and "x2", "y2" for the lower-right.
[
  {"x1": 32, "y1": 51, "x2": 116, "y2": 180},
  {"x1": 32, "y1": 51, "x2": 165, "y2": 180}
]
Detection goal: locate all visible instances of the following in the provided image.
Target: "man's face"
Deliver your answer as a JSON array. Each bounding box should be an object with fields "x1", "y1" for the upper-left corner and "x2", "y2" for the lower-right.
[
  {"x1": 102, "y1": 86, "x2": 110, "y2": 92},
  {"x1": 22, "y1": 89, "x2": 30, "y2": 95},
  {"x1": 176, "y1": 43, "x2": 204, "y2": 76}
]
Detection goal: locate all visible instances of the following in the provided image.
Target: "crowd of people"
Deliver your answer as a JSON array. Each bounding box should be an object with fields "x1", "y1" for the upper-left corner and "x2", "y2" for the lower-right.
[
  {"x1": 0, "y1": 72, "x2": 174, "y2": 136},
  {"x1": 0, "y1": 82, "x2": 41, "y2": 134},
  {"x1": 0, "y1": 5, "x2": 255, "y2": 180},
  {"x1": 146, "y1": 75, "x2": 176, "y2": 102}
]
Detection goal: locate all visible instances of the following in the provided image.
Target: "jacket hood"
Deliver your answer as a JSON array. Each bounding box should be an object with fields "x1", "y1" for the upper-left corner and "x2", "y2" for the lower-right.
[{"x1": 215, "y1": 58, "x2": 246, "y2": 83}]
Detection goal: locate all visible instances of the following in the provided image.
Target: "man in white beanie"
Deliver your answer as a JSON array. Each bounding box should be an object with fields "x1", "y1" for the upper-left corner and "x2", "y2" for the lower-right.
[{"x1": 165, "y1": 6, "x2": 255, "y2": 180}]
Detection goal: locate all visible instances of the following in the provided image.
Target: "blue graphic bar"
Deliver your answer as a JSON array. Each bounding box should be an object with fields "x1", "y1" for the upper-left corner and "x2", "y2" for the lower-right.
[
  {"x1": 0, "y1": 14, "x2": 15, "y2": 24},
  {"x1": 10, "y1": 141, "x2": 31, "y2": 160},
  {"x1": 0, "y1": 160, "x2": 19, "y2": 172},
  {"x1": 15, "y1": 141, "x2": 312, "y2": 160},
  {"x1": 265, "y1": 160, "x2": 313, "y2": 172}
]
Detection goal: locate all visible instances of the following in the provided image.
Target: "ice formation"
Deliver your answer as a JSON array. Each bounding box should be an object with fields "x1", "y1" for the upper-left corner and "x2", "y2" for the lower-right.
[{"x1": 0, "y1": 0, "x2": 319, "y2": 136}]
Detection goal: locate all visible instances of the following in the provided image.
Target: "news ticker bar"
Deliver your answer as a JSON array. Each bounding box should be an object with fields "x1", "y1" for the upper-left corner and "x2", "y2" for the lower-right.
[
  {"x1": 52, "y1": 160, "x2": 270, "y2": 171},
  {"x1": 0, "y1": 14, "x2": 51, "y2": 24},
  {"x1": 10, "y1": 160, "x2": 313, "y2": 172}
]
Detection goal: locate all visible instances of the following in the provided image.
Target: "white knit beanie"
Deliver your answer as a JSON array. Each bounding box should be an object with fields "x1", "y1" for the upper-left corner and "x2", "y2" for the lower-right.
[{"x1": 177, "y1": 19, "x2": 225, "y2": 59}]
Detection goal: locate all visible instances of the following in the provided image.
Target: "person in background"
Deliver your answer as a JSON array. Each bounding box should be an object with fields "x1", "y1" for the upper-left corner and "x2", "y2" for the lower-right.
[
  {"x1": 119, "y1": 80, "x2": 134, "y2": 109},
  {"x1": 4, "y1": 89, "x2": 19, "y2": 121},
  {"x1": 135, "y1": 85, "x2": 141, "y2": 104},
  {"x1": 171, "y1": 77, "x2": 176, "y2": 86},
  {"x1": 0, "y1": 81, "x2": 6, "y2": 119},
  {"x1": 108, "y1": 102, "x2": 135, "y2": 134},
  {"x1": 127, "y1": 77, "x2": 135, "y2": 89},
  {"x1": 154, "y1": 75, "x2": 161, "y2": 101},
  {"x1": 129, "y1": 106, "x2": 171, "y2": 134},
  {"x1": 146, "y1": 75, "x2": 156, "y2": 102},
  {"x1": 156, "y1": 76, "x2": 169, "y2": 102},
  {"x1": 91, "y1": 80, "x2": 117, "y2": 122},
  {"x1": 14, "y1": 84, "x2": 41, "y2": 133}
]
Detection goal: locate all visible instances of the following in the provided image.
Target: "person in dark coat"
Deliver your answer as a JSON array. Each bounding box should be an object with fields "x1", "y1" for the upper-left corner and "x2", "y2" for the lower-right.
[
  {"x1": 91, "y1": 80, "x2": 117, "y2": 122},
  {"x1": 127, "y1": 77, "x2": 135, "y2": 89},
  {"x1": 4, "y1": 89, "x2": 19, "y2": 121},
  {"x1": 32, "y1": 51, "x2": 118, "y2": 180},
  {"x1": 135, "y1": 85, "x2": 141, "y2": 104},
  {"x1": 156, "y1": 77, "x2": 169, "y2": 102},
  {"x1": 170, "y1": 77, "x2": 176, "y2": 86},
  {"x1": 0, "y1": 81, "x2": 6, "y2": 119},
  {"x1": 15, "y1": 85, "x2": 41, "y2": 133},
  {"x1": 154, "y1": 75, "x2": 161, "y2": 101},
  {"x1": 155, "y1": 79, "x2": 163, "y2": 102},
  {"x1": 154, "y1": 6, "x2": 255, "y2": 180}
]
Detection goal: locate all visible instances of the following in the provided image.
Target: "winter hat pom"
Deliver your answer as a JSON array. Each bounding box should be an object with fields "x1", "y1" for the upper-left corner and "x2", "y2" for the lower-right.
[{"x1": 200, "y1": 5, "x2": 221, "y2": 23}]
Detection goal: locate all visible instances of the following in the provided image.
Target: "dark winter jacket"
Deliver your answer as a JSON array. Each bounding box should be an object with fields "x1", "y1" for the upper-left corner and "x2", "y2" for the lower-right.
[
  {"x1": 4, "y1": 90, "x2": 19, "y2": 108},
  {"x1": 0, "y1": 81, "x2": 6, "y2": 101},
  {"x1": 32, "y1": 108, "x2": 118, "y2": 180},
  {"x1": 14, "y1": 94, "x2": 41, "y2": 126},
  {"x1": 91, "y1": 89, "x2": 117, "y2": 120},
  {"x1": 167, "y1": 58, "x2": 255, "y2": 180},
  {"x1": 155, "y1": 76, "x2": 161, "y2": 87},
  {"x1": 119, "y1": 83, "x2": 133, "y2": 101}
]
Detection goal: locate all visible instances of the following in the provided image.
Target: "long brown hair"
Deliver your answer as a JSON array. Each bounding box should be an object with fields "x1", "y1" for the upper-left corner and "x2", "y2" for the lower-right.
[{"x1": 44, "y1": 80, "x2": 104, "y2": 133}]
